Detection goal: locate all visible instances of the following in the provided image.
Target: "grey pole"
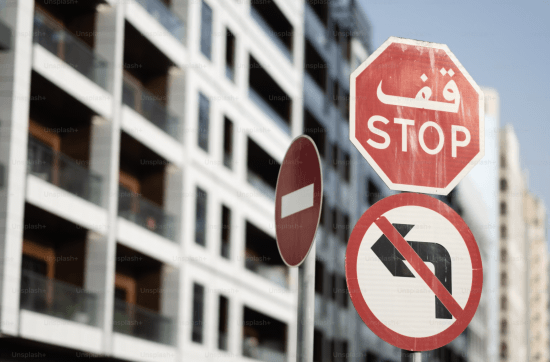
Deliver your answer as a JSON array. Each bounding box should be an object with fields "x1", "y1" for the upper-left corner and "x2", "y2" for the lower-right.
[
  {"x1": 297, "y1": 242, "x2": 316, "y2": 362},
  {"x1": 401, "y1": 350, "x2": 422, "y2": 362}
]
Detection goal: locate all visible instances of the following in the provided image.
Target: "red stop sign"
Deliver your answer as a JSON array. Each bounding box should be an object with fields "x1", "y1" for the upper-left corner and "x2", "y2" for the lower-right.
[{"x1": 350, "y1": 37, "x2": 484, "y2": 195}]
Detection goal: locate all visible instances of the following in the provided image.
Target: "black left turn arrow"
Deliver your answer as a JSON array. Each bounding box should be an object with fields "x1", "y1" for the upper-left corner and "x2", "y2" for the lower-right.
[{"x1": 371, "y1": 223, "x2": 453, "y2": 319}]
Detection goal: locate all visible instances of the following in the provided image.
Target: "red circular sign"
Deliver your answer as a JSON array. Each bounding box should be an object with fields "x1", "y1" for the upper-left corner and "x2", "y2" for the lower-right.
[
  {"x1": 350, "y1": 37, "x2": 484, "y2": 195},
  {"x1": 275, "y1": 136, "x2": 323, "y2": 267},
  {"x1": 345, "y1": 193, "x2": 482, "y2": 351}
]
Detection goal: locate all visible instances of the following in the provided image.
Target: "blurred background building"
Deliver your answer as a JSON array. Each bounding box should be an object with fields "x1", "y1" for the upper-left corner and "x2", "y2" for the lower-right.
[{"x1": 0, "y1": 0, "x2": 547, "y2": 362}]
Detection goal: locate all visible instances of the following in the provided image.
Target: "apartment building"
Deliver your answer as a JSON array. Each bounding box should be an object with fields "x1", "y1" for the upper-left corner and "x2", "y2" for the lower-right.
[
  {"x1": 0, "y1": 0, "x2": 399, "y2": 361},
  {"x1": 498, "y1": 125, "x2": 529, "y2": 362},
  {"x1": 525, "y1": 193, "x2": 548, "y2": 362}
]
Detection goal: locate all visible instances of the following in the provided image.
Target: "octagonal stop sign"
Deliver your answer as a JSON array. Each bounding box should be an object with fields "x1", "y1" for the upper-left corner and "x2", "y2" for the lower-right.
[{"x1": 350, "y1": 37, "x2": 484, "y2": 195}]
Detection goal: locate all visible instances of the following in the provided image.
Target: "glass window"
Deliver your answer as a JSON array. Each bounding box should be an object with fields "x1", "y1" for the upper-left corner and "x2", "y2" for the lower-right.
[
  {"x1": 200, "y1": 0, "x2": 213, "y2": 59},
  {"x1": 192, "y1": 283, "x2": 205, "y2": 343},
  {"x1": 225, "y1": 29, "x2": 236, "y2": 81},
  {"x1": 198, "y1": 92, "x2": 210, "y2": 151},
  {"x1": 195, "y1": 187, "x2": 208, "y2": 246},
  {"x1": 218, "y1": 295, "x2": 229, "y2": 350},
  {"x1": 221, "y1": 205, "x2": 231, "y2": 258},
  {"x1": 223, "y1": 117, "x2": 234, "y2": 169}
]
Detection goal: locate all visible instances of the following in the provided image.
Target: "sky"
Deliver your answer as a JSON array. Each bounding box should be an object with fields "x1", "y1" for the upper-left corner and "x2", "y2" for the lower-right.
[{"x1": 358, "y1": 0, "x2": 550, "y2": 230}]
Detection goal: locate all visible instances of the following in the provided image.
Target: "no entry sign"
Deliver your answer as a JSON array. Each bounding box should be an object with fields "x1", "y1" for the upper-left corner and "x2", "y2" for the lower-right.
[
  {"x1": 350, "y1": 37, "x2": 484, "y2": 195},
  {"x1": 275, "y1": 136, "x2": 323, "y2": 267},
  {"x1": 345, "y1": 193, "x2": 482, "y2": 351}
]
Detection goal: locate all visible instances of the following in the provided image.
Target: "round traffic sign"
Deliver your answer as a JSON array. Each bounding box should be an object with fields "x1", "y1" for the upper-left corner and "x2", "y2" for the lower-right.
[
  {"x1": 350, "y1": 37, "x2": 484, "y2": 195},
  {"x1": 345, "y1": 193, "x2": 482, "y2": 351},
  {"x1": 275, "y1": 136, "x2": 323, "y2": 267}
]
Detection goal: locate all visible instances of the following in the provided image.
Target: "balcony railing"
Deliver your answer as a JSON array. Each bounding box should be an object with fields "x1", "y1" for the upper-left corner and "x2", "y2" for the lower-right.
[
  {"x1": 122, "y1": 75, "x2": 181, "y2": 140},
  {"x1": 134, "y1": 0, "x2": 185, "y2": 42},
  {"x1": 248, "y1": 87, "x2": 290, "y2": 135},
  {"x1": 245, "y1": 250, "x2": 288, "y2": 288},
  {"x1": 27, "y1": 137, "x2": 102, "y2": 206},
  {"x1": 243, "y1": 339, "x2": 286, "y2": 362},
  {"x1": 118, "y1": 184, "x2": 176, "y2": 241},
  {"x1": 113, "y1": 298, "x2": 174, "y2": 345},
  {"x1": 247, "y1": 169, "x2": 276, "y2": 200},
  {"x1": 250, "y1": 6, "x2": 292, "y2": 62},
  {"x1": 20, "y1": 270, "x2": 98, "y2": 326},
  {"x1": 33, "y1": 10, "x2": 108, "y2": 90}
]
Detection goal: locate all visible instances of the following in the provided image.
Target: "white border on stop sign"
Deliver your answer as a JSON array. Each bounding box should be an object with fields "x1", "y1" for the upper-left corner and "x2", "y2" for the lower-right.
[{"x1": 349, "y1": 36, "x2": 485, "y2": 196}]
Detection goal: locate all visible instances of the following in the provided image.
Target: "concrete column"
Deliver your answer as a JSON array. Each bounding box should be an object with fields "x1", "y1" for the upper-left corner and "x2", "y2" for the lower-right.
[
  {"x1": 0, "y1": 0, "x2": 34, "y2": 336},
  {"x1": 92, "y1": 1, "x2": 125, "y2": 354}
]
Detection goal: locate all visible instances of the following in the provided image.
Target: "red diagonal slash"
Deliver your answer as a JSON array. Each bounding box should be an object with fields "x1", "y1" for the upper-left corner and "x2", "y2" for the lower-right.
[{"x1": 375, "y1": 216, "x2": 464, "y2": 320}]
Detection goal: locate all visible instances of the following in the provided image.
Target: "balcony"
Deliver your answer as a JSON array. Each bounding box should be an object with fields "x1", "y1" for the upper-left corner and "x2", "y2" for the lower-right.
[
  {"x1": 243, "y1": 344, "x2": 286, "y2": 362},
  {"x1": 122, "y1": 75, "x2": 181, "y2": 140},
  {"x1": 250, "y1": 6, "x2": 292, "y2": 61},
  {"x1": 20, "y1": 270, "x2": 97, "y2": 326},
  {"x1": 33, "y1": 10, "x2": 108, "y2": 90},
  {"x1": 27, "y1": 137, "x2": 102, "y2": 206},
  {"x1": 248, "y1": 87, "x2": 290, "y2": 135},
  {"x1": 247, "y1": 169, "x2": 275, "y2": 200},
  {"x1": 113, "y1": 298, "x2": 174, "y2": 345},
  {"x1": 118, "y1": 184, "x2": 176, "y2": 241},
  {"x1": 134, "y1": 0, "x2": 185, "y2": 43}
]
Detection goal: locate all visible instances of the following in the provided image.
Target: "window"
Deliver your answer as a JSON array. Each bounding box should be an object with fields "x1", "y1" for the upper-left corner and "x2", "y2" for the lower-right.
[
  {"x1": 314, "y1": 329, "x2": 324, "y2": 362},
  {"x1": 366, "y1": 178, "x2": 381, "y2": 205},
  {"x1": 218, "y1": 295, "x2": 229, "y2": 350},
  {"x1": 343, "y1": 152, "x2": 351, "y2": 182},
  {"x1": 342, "y1": 214, "x2": 350, "y2": 244},
  {"x1": 303, "y1": 110, "x2": 326, "y2": 158},
  {"x1": 223, "y1": 117, "x2": 234, "y2": 169},
  {"x1": 500, "y1": 178, "x2": 508, "y2": 192},
  {"x1": 501, "y1": 272, "x2": 507, "y2": 287},
  {"x1": 500, "y1": 320, "x2": 507, "y2": 335},
  {"x1": 332, "y1": 80, "x2": 339, "y2": 107},
  {"x1": 500, "y1": 342, "x2": 507, "y2": 359},
  {"x1": 304, "y1": 40, "x2": 327, "y2": 92},
  {"x1": 500, "y1": 202, "x2": 507, "y2": 215},
  {"x1": 198, "y1": 93, "x2": 210, "y2": 151},
  {"x1": 221, "y1": 205, "x2": 231, "y2": 258},
  {"x1": 341, "y1": 276, "x2": 348, "y2": 308},
  {"x1": 500, "y1": 225, "x2": 507, "y2": 240},
  {"x1": 342, "y1": 340, "x2": 348, "y2": 361},
  {"x1": 200, "y1": 0, "x2": 213, "y2": 59},
  {"x1": 225, "y1": 28, "x2": 236, "y2": 81},
  {"x1": 501, "y1": 295, "x2": 507, "y2": 310},
  {"x1": 500, "y1": 154, "x2": 506, "y2": 169},
  {"x1": 195, "y1": 187, "x2": 208, "y2": 246},
  {"x1": 192, "y1": 283, "x2": 205, "y2": 343},
  {"x1": 332, "y1": 144, "x2": 339, "y2": 169},
  {"x1": 500, "y1": 248, "x2": 507, "y2": 262}
]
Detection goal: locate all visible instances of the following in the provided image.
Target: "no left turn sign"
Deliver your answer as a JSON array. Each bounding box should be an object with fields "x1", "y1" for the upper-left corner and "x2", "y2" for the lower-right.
[{"x1": 345, "y1": 193, "x2": 482, "y2": 351}]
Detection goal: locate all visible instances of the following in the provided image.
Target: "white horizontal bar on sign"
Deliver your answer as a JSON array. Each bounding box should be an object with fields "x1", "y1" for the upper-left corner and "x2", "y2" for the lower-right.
[{"x1": 281, "y1": 183, "x2": 314, "y2": 219}]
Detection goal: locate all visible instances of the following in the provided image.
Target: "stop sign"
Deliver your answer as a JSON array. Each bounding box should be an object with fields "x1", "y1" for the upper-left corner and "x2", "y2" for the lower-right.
[{"x1": 350, "y1": 37, "x2": 484, "y2": 195}]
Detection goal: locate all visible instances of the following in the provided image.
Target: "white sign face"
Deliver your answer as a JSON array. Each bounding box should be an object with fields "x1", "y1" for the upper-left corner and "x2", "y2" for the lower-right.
[
  {"x1": 345, "y1": 193, "x2": 482, "y2": 351},
  {"x1": 356, "y1": 205, "x2": 472, "y2": 337}
]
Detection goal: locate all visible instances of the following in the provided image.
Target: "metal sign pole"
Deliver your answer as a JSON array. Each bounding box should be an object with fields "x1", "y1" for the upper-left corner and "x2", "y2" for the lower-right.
[
  {"x1": 401, "y1": 350, "x2": 422, "y2": 362},
  {"x1": 297, "y1": 242, "x2": 316, "y2": 362}
]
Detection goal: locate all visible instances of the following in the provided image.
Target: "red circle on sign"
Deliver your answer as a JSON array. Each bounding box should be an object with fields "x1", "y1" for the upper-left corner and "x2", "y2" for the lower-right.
[
  {"x1": 275, "y1": 135, "x2": 323, "y2": 267},
  {"x1": 345, "y1": 193, "x2": 483, "y2": 351}
]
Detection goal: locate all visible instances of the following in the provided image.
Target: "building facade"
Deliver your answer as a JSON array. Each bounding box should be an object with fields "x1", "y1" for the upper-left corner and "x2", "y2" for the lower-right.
[
  {"x1": 498, "y1": 125, "x2": 529, "y2": 362},
  {"x1": 525, "y1": 192, "x2": 548, "y2": 362},
  {"x1": 0, "y1": 0, "x2": 400, "y2": 361}
]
